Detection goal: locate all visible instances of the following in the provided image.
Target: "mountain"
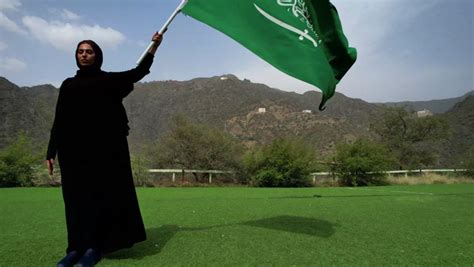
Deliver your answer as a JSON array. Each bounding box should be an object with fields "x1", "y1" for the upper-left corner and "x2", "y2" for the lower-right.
[
  {"x1": 124, "y1": 75, "x2": 382, "y2": 154},
  {"x1": 1, "y1": 75, "x2": 472, "y2": 167},
  {"x1": 437, "y1": 96, "x2": 474, "y2": 167},
  {"x1": 0, "y1": 75, "x2": 381, "y2": 156},
  {"x1": 0, "y1": 77, "x2": 57, "y2": 148},
  {"x1": 375, "y1": 91, "x2": 474, "y2": 114}
]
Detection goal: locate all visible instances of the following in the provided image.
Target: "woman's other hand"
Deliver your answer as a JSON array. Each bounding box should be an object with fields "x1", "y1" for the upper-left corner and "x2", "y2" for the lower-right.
[{"x1": 46, "y1": 159, "x2": 54, "y2": 176}]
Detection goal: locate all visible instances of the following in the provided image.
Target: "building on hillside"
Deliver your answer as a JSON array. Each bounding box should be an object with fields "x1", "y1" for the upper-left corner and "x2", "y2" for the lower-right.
[
  {"x1": 258, "y1": 108, "x2": 266, "y2": 113},
  {"x1": 416, "y1": 109, "x2": 433, "y2": 117}
]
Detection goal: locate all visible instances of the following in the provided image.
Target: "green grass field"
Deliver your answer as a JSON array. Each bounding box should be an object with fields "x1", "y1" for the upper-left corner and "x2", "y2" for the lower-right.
[{"x1": 1, "y1": 184, "x2": 473, "y2": 266}]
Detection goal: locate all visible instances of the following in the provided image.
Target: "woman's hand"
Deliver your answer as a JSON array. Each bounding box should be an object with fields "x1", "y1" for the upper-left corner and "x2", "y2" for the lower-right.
[
  {"x1": 148, "y1": 31, "x2": 165, "y2": 55},
  {"x1": 152, "y1": 31, "x2": 164, "y2": 45},
  {"x1": 46, "y1": 159, "x2": 54, "y2": 176}
]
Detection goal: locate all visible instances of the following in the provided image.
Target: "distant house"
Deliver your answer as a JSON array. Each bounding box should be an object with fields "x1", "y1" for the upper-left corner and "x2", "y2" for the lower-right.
[
  {"x1": 302, "y1": 110, "x2": 312, "y2": 114},
  {"x1": 220, "y1": 76, "x2": 228, "y2": 80},
  {"x1": 258, "y1": 108, "x2": 266, "y2": 113},
  {"x1": 416, "y1": 109, "x2": 433, "y2": 117}
]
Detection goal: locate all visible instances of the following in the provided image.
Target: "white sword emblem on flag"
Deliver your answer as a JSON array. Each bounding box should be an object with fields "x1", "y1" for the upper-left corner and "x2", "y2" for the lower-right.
[{"x1": 254, "y1": 3, "x2": 319, "y2": 48}]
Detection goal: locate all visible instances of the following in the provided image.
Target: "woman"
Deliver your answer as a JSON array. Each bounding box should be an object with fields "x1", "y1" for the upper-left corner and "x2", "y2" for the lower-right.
[{"x1": 46, "y1": 32, "x2": 163, "y2": 267}]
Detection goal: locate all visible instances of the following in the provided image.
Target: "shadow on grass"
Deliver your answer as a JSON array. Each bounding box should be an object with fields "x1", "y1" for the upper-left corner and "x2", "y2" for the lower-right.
[
  {"x1": 105, "y1": 225, "x2": 179, "y2": 260},
  {"x1": 105, "y1": 225, "x2": 210, "y2": 260},
  {"x1": 106, "y1": 216, "x2": 335, "y2": 260},
  {"x1": 241, "y1": 215, "x2": 336, "y2": 238}
]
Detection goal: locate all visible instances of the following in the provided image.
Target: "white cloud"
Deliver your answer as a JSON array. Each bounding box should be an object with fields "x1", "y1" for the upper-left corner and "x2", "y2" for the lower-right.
[
  {"x1": 0, "y1": 41, "x2": 7, "y2": 50},
  {"x1": 0, "y1": 0, "x2": 21, "y2": 11},
  {"x1": 136, "y1": 40, "x2": 147, "y2": 47},
  {"x1": 60, "y1": 9, "x2": 80, "y2": 21},
  {"x1": 233, "y1": 0, "x2": 470, "y2": 103},
  {"x1": 0, "y1": 57, "x2": 26, "y2": 71},
  {"x1": 48, "y1": 8, "x2": 81, "y2": 21},
  {"x1": 326, "y1": 0, "x2": 455, "y2": 102},
  {"x1": 0, "y1": 11, "x2": 26, "y2": 34},
  {"x1": 235, "y1": 0, "x2": 447, "y2": 96},
  {"x1": 22, "y1": 16, "x2": 126, "y2": 52},
  {"x1": 335, "y1": 0, "x2": 441, "y2": 54},
  {"x1": 234, "y1": 58, "x2": 314, "y2": 93}
]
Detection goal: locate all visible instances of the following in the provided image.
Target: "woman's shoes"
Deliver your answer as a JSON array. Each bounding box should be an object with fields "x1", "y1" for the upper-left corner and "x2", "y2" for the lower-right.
[
  {"x1": 56, "y1": 248, "x2": 101, "y2": 267},
  {"x1": 56, "y1": 251, "x2": 82, "y2": 267},
  {"x1": 76, "y1": 248, "x2": 102, "y2": 267}
]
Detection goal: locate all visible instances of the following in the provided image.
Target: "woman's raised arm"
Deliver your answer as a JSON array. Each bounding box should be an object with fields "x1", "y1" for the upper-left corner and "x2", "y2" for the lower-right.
[{"x1": 109, "y1": 32, "x2": 164, "y2": 84}]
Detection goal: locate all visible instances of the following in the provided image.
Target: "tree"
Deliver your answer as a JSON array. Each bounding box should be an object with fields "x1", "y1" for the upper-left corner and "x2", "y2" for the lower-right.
[
  {"x1": 130, "y1": 153, "x2": 153, "y2": 187},
  {"x1": 150, "y1": 115, "x2": 244, "y2": 182},
  {"x1": 243, "y1": 138, "x2": 317, "y2": 187},
  {"x1": 0, "y1": 134, "x2": 41, "y2": 187},
  {"x1": 332, "y1": 138, "x2": 394, "y2": 186},
  {"x1": 371, "y1": 107, "x2": 449, "y2": 169}
]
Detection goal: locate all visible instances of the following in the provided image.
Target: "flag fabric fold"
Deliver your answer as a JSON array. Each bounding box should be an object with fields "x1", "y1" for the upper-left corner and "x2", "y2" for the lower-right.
[{"x1": 182, "y1": 0, "x2": 356, "y2": 110}]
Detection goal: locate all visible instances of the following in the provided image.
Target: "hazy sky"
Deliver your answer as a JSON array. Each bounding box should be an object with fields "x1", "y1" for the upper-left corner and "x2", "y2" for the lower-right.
[{"x1": 0, "y1": 0, "x2": 472, "y2": 102}]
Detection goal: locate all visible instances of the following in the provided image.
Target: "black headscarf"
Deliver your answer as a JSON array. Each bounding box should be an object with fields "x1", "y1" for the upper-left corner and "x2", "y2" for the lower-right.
[{"x1": 75, "y1": 40, "x2": 103, "y2": 74}]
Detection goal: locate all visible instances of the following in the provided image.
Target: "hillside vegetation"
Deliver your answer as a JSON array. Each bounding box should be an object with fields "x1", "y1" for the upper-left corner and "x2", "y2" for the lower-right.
[{"x1": 1, "y1": 76, "x2": 472, "y2": 168}]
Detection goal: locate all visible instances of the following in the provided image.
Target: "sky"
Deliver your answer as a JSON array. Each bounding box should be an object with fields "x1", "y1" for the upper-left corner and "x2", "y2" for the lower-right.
[{"x1": 0, "y1": 0, "x2": 472, "y2": 103}]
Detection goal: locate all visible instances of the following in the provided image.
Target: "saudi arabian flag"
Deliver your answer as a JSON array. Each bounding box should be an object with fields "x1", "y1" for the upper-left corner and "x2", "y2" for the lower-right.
[{"x1": 182, "y1": 0, "x2": 357, "y2": 110}]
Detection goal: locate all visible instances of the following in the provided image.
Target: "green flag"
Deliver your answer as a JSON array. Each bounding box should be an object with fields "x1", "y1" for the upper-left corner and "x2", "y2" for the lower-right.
[{"x1": 182, "y1": 0, "x2": 356, "y2": 110}]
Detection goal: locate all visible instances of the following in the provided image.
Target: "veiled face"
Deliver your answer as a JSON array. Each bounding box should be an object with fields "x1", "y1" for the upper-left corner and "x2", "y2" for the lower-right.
[{"x1": 76, "y1": 43, "x2": 96, "y2": 67}]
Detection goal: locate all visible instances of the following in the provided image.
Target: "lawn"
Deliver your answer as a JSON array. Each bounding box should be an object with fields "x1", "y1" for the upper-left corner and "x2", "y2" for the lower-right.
[{"x1": 1, "y1": 184, "x2": 473, "y2": 266}]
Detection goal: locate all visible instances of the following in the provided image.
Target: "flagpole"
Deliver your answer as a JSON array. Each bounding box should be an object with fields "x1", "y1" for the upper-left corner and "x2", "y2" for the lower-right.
[{"x1": 136, "y1": 0, "x2": 188, "y2": 65}]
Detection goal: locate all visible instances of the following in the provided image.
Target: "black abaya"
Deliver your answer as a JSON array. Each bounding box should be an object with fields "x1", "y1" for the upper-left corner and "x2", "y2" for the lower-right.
[{"x1": 47, "y1": 52, "x2": 154, "y2": 254}]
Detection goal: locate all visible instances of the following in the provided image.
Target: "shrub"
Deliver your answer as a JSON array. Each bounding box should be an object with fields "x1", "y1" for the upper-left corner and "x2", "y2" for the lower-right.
[
  {"x1": 244, "y1": 138, "x2": 317, "y2": 187},
  {"x1": 131, "y1": 154, "x2": 153, "y2": 187},
  {"x1": 332, "y1": 138, "x2": 394, "y2": 186},
  {"x1": 0, "y1": 134, "x2": 41, "y2": 187},
  {"x1": 150, "y1": 115, "x2": 244, "y2": 183}
]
